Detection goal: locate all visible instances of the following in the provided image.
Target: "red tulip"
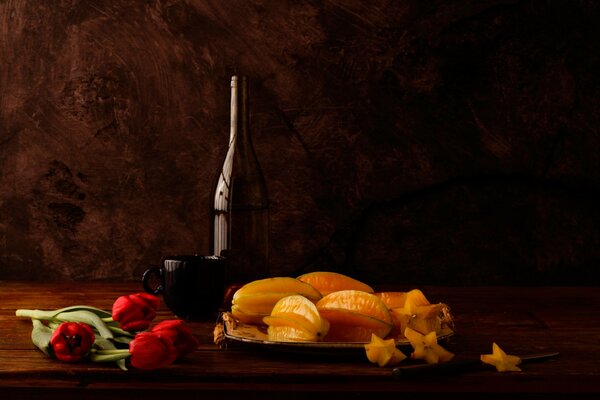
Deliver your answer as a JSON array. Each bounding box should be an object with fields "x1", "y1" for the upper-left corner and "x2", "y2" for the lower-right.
[
  {"x1": 112, "y1": 293, "x2": 160, "y2": 332},
  {"x1": 50, "y1": 322, "x2": 95, "y2": 362},
  {"x1": 129, "y1": 332, "x2": 177, "y2": 370},
  {"x1": 151, "y1": 320, "x2": 199, "y2": 358}
]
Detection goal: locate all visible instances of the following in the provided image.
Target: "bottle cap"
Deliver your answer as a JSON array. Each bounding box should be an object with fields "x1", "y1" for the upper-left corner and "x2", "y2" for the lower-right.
[{"x1": 231, "y1": 76, "x2": 247, "y2": 88}]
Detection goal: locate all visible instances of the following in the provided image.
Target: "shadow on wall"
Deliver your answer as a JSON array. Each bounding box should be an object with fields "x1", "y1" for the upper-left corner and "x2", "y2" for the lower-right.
[{"x1": 304, "y1": 174, "x2": 600, "y2": 286}]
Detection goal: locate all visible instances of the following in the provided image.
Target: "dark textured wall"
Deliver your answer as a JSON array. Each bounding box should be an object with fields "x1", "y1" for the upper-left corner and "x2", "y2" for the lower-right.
[{"x1": 1, "y1": 0, "x2": 599, "y2": 284}]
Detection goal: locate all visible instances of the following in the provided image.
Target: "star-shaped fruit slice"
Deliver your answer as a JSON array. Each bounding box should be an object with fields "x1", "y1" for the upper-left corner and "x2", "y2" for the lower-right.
[
  {"x1": 404, "y1": 327, "x2": 454, "y2": 364},
  {"x1": 364, "y1": 333, "x2": 407, "y2": 367},
  {"x1": 391, "y1": 296, "x2": 444, "y2": 336},
  {"x1": 480, "y1": 342, "x2": 522, "y2": 372}
]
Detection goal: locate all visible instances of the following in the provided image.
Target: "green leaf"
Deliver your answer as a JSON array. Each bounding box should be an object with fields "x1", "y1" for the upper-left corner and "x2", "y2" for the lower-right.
[
  {"x1": 55, "y1": 310, "x2": 113, "y2": 339},
  {"x1": 16, "y1": 305, "x2": 112, "y2": 320},
  {"x1": 54, "y1": 305, "x2": 112, "y2": 319},
  {"x1": 112, "y1": 335, "x2": 133, "y2": 345},
  {"x1": 107, "y1": 325, "x2": 135, "y2": 338},
  {"x1": 31, "y1": 319, "x2": 54, "y2": 357},
  {"x1": 47, "y1": 321, "x2": 61, "y2": 330}
]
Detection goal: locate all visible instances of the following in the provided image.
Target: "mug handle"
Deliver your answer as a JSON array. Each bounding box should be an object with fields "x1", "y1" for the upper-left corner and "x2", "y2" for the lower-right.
[{"x1": 142, "y1": 266, "x2": 164, "y2": 295}]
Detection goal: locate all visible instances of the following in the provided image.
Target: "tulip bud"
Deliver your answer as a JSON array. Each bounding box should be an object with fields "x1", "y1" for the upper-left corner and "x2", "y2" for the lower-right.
[
  {"x1": 50, "y1": 322, "x2": 95, "y2": 362},
  {"x1": 112, "y1": 293, "x2": 160, "y2": 332},
  {"x1": 129, "y1": 332, "x2": 177, "y2": 370},
  {"x1": 151, "y1": 319, "x2": 199, "y2": 359}
]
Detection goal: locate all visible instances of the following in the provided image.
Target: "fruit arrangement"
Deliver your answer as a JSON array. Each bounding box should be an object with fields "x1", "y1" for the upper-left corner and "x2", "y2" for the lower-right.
[
  {"x1": 220, "y1": 273, "x2": 527, "y2": 372},
  {"x1": 225, "y1": 271, "x2": 452, "y2": 344}
]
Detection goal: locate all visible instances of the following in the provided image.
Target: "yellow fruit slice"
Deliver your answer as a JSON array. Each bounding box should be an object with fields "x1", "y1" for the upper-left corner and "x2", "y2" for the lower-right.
[
  {"x1": 263, "y1": 315, "x2": 330, "y2": 341},
  {"x1": 415, "y1": 302, "x2": 445, "y2": 319},
  {"x1": 391, "y1": 302, "x2": 445, "y2": 336},
  {"x1": 264, "y1": 295, "x2": 329, "y2": 341},
  {"x1": 405, "y1": 327, "x2": 454, "y2": 364},
  {"x1": 297, "y1": 271, "x2": 374, "y2": 296},
  {"x1": 267, "y1": 326, "x2": 317, "y2": 342},
  {"x1": 375, "y1": 289, "x2": 439, "y2": 339},
  {"x1": 233, "y1": 292, "x2": 310, "y2": 314},
  {"x1": 230, "y1": 278, "x2": 323, "y2": 321},
  {"x1": 231, "y1": 305, "x2": 268, "y2": 325},
  {"x1": 364, "y1": 334, "x2": 407, "y2": 367},
  {"x1": 270, "y1": 295, "x2": 322, "y2": 327},
  {"x1": 263, "y1": 315, "x2": 316, "y2": 334},
  {"x1": 232, "y1": 277, "x2": 322, "y2": 303},
  {"x1": 366, "y1": 342, "x2": 392, "y2": 366},
  {"x1": 480, "y1": 342, "x2": 522, "y2": 372},
  {"x1": 405, "y1": 289, "x2": 430, "y2": 306}
]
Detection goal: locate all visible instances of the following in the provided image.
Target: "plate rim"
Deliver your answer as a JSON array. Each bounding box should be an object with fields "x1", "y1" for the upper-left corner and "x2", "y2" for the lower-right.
[{"x1": 220, "y1": 313, "x2": 454, "y2": 350}]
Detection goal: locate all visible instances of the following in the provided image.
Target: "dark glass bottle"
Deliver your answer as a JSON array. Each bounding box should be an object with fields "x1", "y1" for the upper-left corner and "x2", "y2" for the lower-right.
[{"x1": 211, "y1": 76, "x2": 269, "y2": 284}]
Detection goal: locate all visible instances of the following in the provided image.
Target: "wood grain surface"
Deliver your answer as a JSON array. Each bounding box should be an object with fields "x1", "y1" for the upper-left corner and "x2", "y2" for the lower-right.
[
  {"x1": 1, "y1": 1, "x2": 599, "y2": 285},
  {"x1": 1, "y1": 281, "x2": 599, "y2": 399}
]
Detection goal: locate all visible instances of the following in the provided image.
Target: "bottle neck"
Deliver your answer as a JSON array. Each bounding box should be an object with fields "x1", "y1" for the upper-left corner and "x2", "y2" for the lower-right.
[
  {"x1": 229, "y1": 75, "x2": 268, "y2": 208},
  {"x1": 230, "y1": 76, "x2": 249, "y2": 145}
]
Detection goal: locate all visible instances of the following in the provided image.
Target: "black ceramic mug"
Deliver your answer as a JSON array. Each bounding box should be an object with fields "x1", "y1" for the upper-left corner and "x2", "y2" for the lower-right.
[{"x1": 142, "y1": 255, "x2": 226, "y2": 320}]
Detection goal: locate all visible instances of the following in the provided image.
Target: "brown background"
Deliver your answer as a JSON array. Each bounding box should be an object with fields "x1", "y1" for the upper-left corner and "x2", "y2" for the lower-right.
[{"x1": 1, "y1": 0, "x2": 599, "y2": 285}]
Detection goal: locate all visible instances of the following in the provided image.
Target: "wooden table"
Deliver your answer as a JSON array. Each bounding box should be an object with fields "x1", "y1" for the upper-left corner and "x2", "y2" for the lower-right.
[{"x1": 1, "y1": 282, "x2": 598, "y2": 399}]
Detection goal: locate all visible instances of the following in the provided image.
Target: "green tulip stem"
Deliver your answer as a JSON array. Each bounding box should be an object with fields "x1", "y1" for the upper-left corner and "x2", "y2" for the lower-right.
[
  {"x1": 93, "y1": 349, "x2": 130, "y2": 355},
  {"x1": 89, "y1": 349, "x2": 131, "y2": 363},
  {"x1": 16, "y1": 309, "x2": 57, "y2": 320},
  {"x1": 16, "y1": 305, "x2": 112, "y2": 319}
]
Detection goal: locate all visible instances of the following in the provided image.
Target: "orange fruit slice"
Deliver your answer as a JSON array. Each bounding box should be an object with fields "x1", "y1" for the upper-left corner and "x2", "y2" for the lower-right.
[
  {"x1": 316, "y1": 290, "x2": 393, "y2": 324},
  {"x1": 325, "y1": 324, "x2": 390, "y2": 343},
  {"x1": 316, "y1": 290, "x2": 393, "y2": 342},
  {"x1": 319, "y1": 309, "x2": 392, "y2": 342},
  {"x1": 318, "y1": 309, "x2": 391, "y2": 330},
  {"x1": 297, "y1": 271, "x2": 373, "y2": 296},
  {"x1": 374, "y1": 292, "x2": 408, "y2": 309}
]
